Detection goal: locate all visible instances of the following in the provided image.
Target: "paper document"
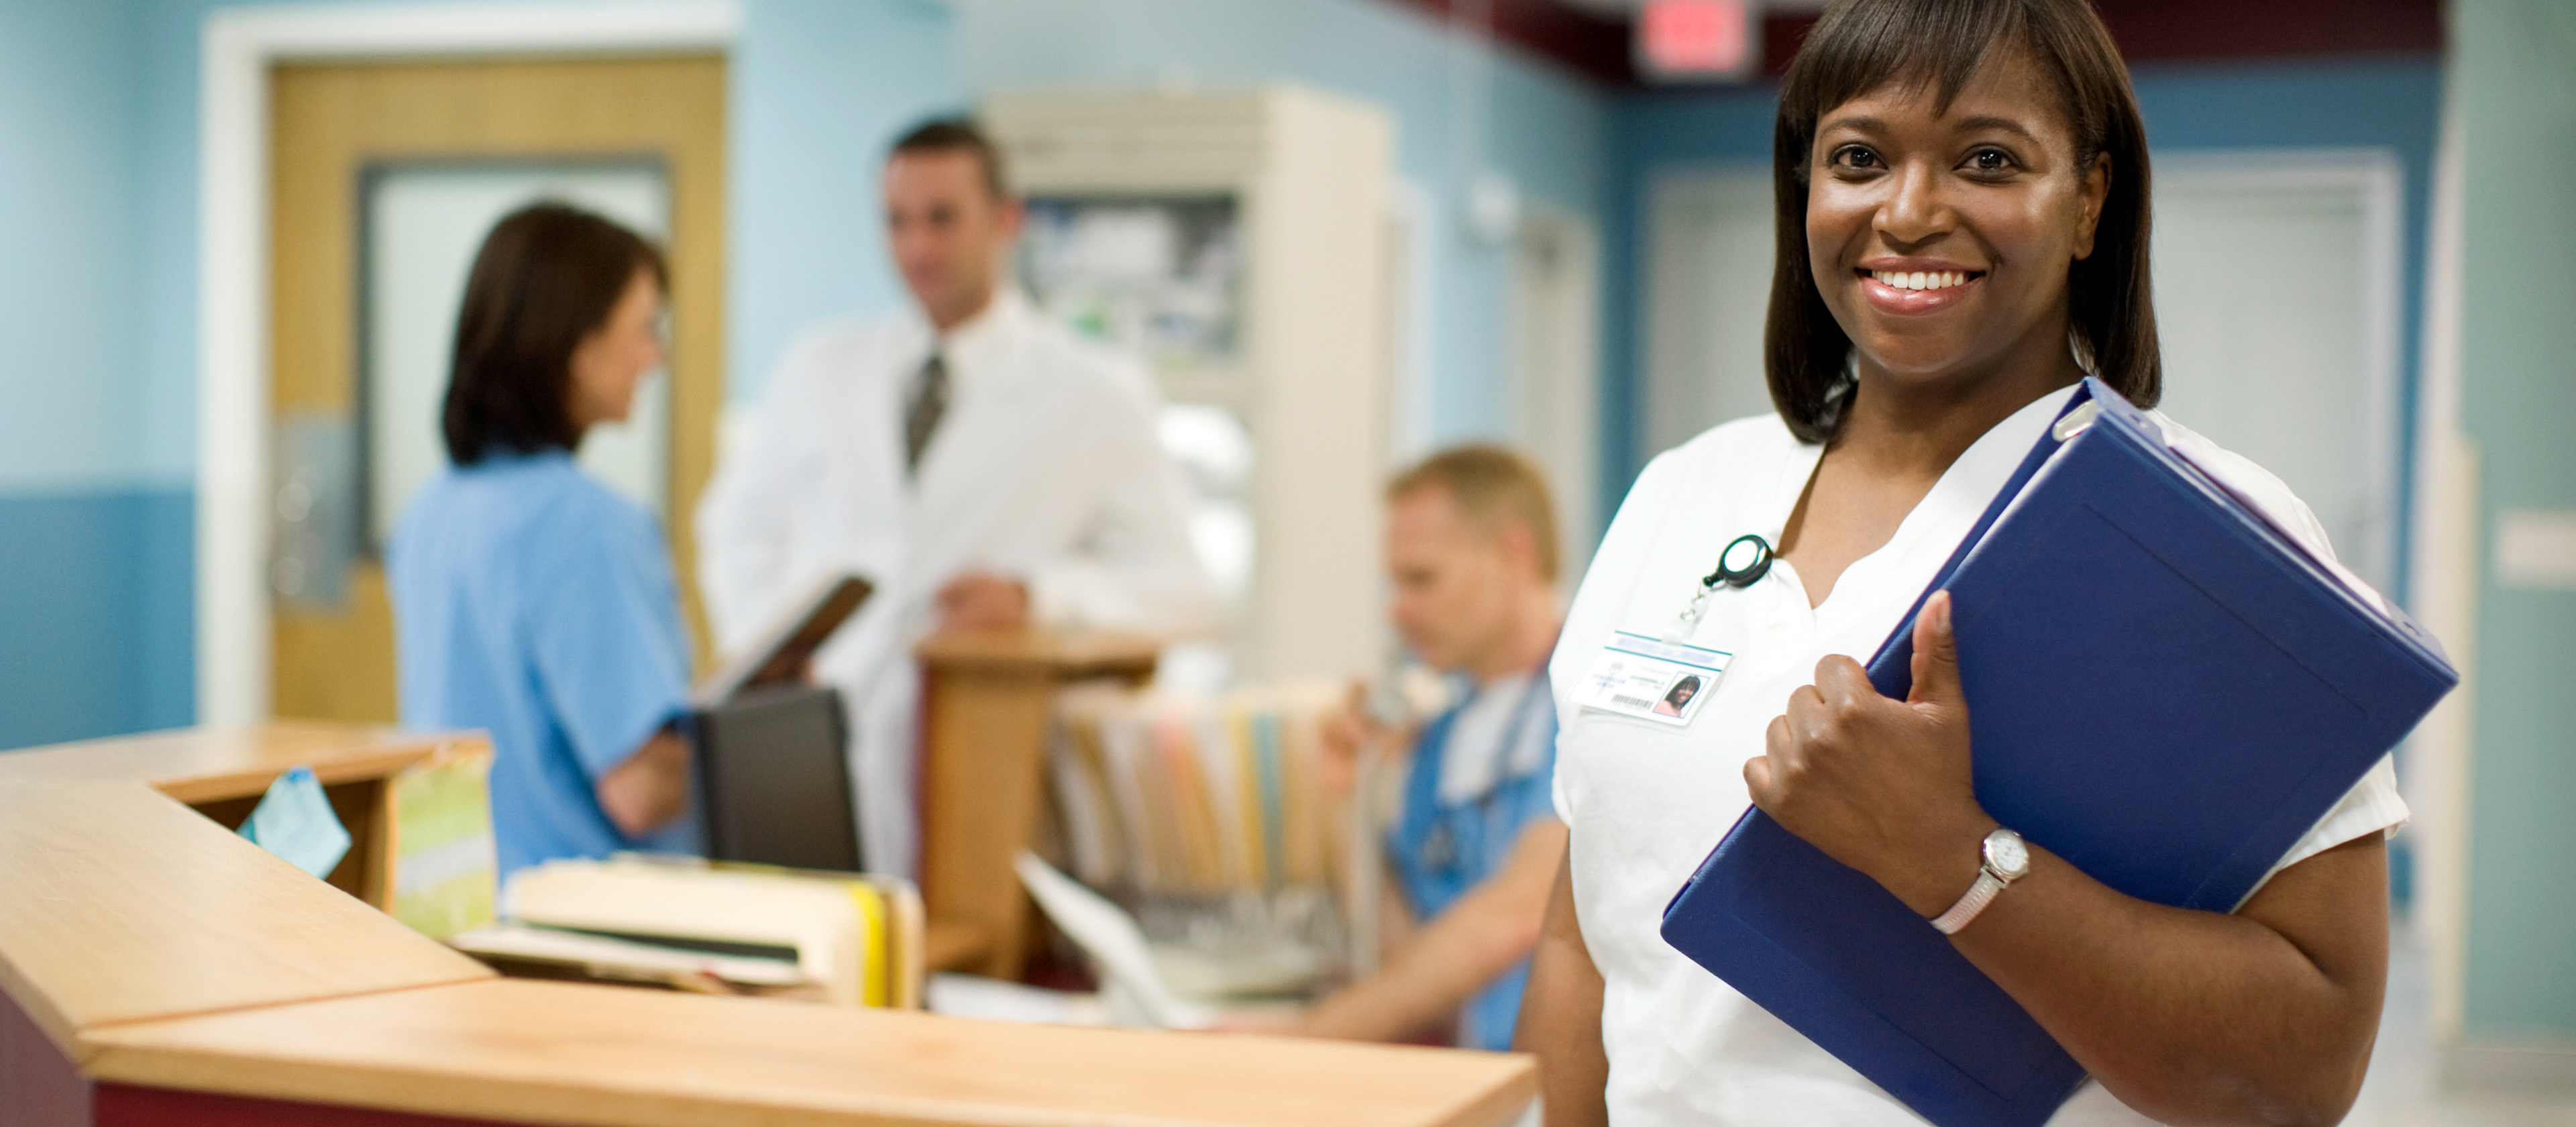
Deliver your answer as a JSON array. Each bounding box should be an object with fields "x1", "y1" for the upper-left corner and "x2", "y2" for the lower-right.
[
  {"x1": 1013, "y1": 852, "x2": 1214, "y2": 1030},
  {"x1": 238, "y1": 765, "x2": 352, "y2": 879}
]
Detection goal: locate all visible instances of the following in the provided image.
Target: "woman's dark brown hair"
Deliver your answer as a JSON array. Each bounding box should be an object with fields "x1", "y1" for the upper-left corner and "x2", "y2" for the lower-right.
[
  {"x1": 443, "y1": 203, "x2": 667, "y2": 464},
  {"x1": 1765, "y1": 0, "x2": 2159, "y2": 443}
]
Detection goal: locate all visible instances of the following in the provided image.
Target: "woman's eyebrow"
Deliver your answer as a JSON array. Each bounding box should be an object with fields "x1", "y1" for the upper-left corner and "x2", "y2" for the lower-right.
[
  {"x1": 1817, "y1": 114, "x2": 1887, "y2": 137},
  {"x1": 1949, "y1": 115, "x2": 2041, "y2": 143}
]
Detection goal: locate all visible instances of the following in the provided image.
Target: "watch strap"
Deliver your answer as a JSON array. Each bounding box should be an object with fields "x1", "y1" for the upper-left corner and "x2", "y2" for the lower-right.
[{"x1": 1930, "y1": 869, "x2": 2006, "y2": 935}]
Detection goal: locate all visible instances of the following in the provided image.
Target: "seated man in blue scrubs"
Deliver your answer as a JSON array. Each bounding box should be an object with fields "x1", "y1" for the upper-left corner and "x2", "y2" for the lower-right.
[
  {"x1": 390, "y1": 204, "x2": 696, "y2": 879},
  {"x1": 1277, "y1": 446, "x2": 1570, "y2": 1051}
]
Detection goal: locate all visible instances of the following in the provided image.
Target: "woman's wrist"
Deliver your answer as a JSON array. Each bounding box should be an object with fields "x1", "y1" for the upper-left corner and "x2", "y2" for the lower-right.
[{"x1": 1874, "y1": 810, "x2": 2002, "y2": 920}]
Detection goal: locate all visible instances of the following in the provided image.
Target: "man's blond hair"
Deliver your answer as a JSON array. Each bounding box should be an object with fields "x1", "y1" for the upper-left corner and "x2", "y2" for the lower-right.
[{"x1": 1388, "y1": 445, "x2": 1561, "y2": 583}]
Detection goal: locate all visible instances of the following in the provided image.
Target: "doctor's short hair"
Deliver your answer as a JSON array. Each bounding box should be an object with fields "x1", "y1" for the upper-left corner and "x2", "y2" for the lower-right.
[
  {"x1": 1388, "y1": 445, "x2": 1562, "y2": 583},
  {"x1": 443, "y1": 203, "x2": 667, "y2": 465},
  {"x1": 1764, "y1": 0, "x2": 2161, "y2": 443},
  {"x1": 889, "y1": 117, "x2": 1010, "y2": 200}
]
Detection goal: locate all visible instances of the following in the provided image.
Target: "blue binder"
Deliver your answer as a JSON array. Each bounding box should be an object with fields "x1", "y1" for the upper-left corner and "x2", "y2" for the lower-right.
[{"x1": 1658, "y1": 378, "x2": 2457, "y2": 1127}]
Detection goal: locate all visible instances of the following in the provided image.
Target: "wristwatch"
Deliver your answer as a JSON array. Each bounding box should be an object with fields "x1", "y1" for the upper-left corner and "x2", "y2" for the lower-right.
[{"x1": 1929, "y1": 827, "x2": 2031, "y2": 935}]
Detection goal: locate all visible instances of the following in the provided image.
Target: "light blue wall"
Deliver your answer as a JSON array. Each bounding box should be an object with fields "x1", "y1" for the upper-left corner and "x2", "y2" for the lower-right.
[
  {"x1": 2454, "y1": 0, "x2": 2576, "y2": 1040},
  {"x1": 0, "y1": 0, "x2": 193, "y2": 749},
  {"x1": 0, "y1": 490, "x2": 194, "y2": 749},
  {"x1": 953, "y1": 0, "x2": 1611, "y2": 446},
  {"x1": 0, "y1": 0, "x2": 151, "y2": 490},
  {"x1": 729, "y1": 0, "x2": 964, "y2": 396}
]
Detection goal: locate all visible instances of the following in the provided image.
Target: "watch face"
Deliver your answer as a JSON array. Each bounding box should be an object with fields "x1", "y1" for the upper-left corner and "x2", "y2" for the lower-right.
[{"x1": 1986, "y1": 830, "x2": 2030, "y2": 879}]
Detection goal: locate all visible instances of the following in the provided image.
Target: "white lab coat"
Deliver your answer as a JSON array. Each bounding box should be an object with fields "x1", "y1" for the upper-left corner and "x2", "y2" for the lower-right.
[{"x1": 695, "y1": 289, "x2": 1214, "y2": 879}]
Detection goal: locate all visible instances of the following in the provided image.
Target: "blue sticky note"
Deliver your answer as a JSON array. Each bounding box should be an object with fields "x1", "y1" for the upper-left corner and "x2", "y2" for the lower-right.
[{"x1": 239, "y1": 765, "x2": 353, "y2": 879}]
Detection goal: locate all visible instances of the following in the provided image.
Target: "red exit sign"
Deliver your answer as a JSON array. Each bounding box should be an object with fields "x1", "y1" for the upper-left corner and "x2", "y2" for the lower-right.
[{"x1": 1637, "y1": 0, "x2": 1756, "y2": 80}]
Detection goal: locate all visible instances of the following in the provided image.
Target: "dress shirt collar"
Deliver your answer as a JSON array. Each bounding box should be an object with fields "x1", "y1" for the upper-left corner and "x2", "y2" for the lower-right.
[{"x1": 919, "y1": 286, "x2": 1033, "y2": 388}]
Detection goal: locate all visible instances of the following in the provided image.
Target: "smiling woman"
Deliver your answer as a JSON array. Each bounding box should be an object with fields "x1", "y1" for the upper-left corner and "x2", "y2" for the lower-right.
[
  {"x1": 1764, "y1": 0, "x2": 2157, "y2": 447},
  {"x1": 1520, "y1": 1, "x2": 2408, "y2": 1126}
]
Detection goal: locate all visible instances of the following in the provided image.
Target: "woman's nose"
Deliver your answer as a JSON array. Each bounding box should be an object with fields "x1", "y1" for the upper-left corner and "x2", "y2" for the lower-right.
[{"x1": 1878, "y1": 161, "x2": 1952, "y2": 247}]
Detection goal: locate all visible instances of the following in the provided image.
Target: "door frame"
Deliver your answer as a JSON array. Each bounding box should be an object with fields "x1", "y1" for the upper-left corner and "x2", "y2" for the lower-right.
[{"x1": 197, "y1": 1, "x2": 739, "y2": 727}]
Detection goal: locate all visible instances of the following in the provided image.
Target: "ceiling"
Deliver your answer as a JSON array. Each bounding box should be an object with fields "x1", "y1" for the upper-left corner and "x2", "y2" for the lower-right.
[{"x1": 1375, "y1": 0, "x2": 2443, "y2": 88}]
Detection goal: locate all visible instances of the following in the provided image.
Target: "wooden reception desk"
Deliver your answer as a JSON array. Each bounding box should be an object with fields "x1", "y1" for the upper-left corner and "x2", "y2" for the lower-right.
[{"x1": 0, "y1": 723, "x2": 1534, "y2": 1127}]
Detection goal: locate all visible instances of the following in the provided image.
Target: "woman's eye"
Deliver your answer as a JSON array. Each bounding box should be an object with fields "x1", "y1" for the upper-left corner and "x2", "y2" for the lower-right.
[
  {"x1": 1830, "y1": 145, "x2": 1882, "y2": 171},
  {"x1": 1965, "y1": 148, "x2": 2015, "y2": 173}
]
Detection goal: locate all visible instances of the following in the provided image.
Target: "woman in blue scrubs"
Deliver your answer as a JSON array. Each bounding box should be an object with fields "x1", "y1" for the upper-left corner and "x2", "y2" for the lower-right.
[{"x1": 390, "y1": 203, "x2": 696, "y2": 880}]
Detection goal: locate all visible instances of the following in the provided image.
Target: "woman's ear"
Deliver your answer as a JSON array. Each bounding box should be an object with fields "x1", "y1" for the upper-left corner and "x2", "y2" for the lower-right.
[{"x1": 2072, "y1": 153, "x2": 2112, "y2": 261}]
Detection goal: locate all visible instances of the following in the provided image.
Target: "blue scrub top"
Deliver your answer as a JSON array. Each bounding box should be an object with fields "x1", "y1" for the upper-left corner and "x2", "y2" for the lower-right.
[
  {"x1": 1385, "y1": 672, "x2": 1560, "y2": 1052},
  {"x1": 388, "y1": 448, "x2": 696, "y2": 880}
]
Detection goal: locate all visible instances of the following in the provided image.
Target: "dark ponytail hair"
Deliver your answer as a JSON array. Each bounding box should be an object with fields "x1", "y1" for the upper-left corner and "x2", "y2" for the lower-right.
[
  {"x1": 443, "y1": 203, "x2": 666, "y2": 464},
  {"x1": 1764, "y1": 0, "x2": 2159, "y2": 442}
]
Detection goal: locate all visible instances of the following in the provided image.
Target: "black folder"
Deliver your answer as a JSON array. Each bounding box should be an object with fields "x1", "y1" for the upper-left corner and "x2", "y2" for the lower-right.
[{"x1": 690, "y1": 574, "x2": 872, "y2": 873}]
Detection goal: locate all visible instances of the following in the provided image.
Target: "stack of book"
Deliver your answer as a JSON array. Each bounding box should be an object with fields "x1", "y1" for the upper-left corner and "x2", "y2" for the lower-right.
[
  {"x1": 1045, "y1": 682, "x2": 1348, "y2": 898},
  {"x1": 454, "y1": 855, "x2": 923, "y2": 1008}
]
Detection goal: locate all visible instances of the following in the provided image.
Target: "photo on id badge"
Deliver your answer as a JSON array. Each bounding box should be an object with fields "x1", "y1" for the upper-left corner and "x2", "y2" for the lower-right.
[{"x1": 1580, "y1": 631, "x2": 1729, "y2": 727}]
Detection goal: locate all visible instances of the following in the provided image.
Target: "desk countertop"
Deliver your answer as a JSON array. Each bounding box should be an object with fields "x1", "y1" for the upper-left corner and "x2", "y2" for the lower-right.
[{"x1": 0, "y1": 724, "x2": 1533, "y2": 1127}]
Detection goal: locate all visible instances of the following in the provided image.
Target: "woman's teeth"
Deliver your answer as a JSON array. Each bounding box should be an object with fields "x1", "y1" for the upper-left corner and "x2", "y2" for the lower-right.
[{"x1": 1869, "y1": 269, "x2": 1972, "y2": 291}]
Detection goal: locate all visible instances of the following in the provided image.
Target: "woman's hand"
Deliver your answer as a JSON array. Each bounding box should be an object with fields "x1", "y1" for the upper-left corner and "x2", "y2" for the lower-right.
[{"x1": 1744, "y1": 590, "x2": 1993, "y2": 917}]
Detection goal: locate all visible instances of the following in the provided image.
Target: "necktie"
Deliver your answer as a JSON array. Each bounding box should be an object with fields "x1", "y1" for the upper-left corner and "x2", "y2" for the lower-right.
[{"x1": 903, "y1": 352, "x2": 948, "y2": 476}]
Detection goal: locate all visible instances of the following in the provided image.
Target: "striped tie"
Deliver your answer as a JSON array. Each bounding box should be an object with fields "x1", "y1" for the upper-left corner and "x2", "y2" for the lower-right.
[{"x1": 903, "y1": 352, "x2": 948, "y2": 476}]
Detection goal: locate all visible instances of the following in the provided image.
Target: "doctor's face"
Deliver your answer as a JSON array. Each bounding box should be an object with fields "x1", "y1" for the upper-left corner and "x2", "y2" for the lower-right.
[
  {"x1": 1805, "y1": 48, "x2": 2108, "y2": 388},
  {"x1": 884, "y1": 150, "x2": 1022, "y2": 331},
  {"x1": 1385, "y1": 486, "x2": 1519, "y2": 674}
]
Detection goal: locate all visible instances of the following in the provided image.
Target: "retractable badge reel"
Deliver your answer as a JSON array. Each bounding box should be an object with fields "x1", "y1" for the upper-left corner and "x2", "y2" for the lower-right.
[{"x1": 1666, "y1": 534, "x2": 1772, "y2": 642}]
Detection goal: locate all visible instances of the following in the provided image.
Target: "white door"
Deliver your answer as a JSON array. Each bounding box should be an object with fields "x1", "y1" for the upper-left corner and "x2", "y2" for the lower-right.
[
  {"x1": 1642, "y1": 166, "x2": 1777, "y2": 460},
  {"x1": 2150, "y1": 152, "x2": 2403, "y2": 592}
]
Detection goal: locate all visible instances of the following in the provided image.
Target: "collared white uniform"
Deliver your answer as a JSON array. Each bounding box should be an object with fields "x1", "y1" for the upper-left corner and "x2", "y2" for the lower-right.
[
  {"x1": 1549, "y1": 387, "x2": 2408, "y2": 1125},
  {"x1": 697, "y1": 290, "x2": 1214, "y2": 879}
]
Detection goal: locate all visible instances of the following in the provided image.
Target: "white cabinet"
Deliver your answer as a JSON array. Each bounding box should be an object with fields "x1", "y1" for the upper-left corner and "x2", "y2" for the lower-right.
[{"x1": 985, "y1": 87, "x2": 1395, "y2": 682}]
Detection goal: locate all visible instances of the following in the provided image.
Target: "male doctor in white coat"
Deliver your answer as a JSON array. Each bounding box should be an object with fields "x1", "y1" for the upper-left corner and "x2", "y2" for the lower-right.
[{"x1": 696, "y1": 118, "x2": 1214, "y2": 879}]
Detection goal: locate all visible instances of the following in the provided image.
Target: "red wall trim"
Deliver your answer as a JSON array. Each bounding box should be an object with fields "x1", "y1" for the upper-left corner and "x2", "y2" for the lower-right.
[
  {"x1": 93, "y1": 1085, "x2": 533, "y2": 1127},
  {"x1": 1762, "y1": 0, "x2": 2442, "y2": 80},
  {"x1": 1378, "y1": 0, "x2": 1638, "y2": 83},
  {"x1": 1372, "y1": 0, "x2": 2443, "y2": 88},
  {"x1": 1, "y1": 987, "x2": 91, "y2": 1127}
]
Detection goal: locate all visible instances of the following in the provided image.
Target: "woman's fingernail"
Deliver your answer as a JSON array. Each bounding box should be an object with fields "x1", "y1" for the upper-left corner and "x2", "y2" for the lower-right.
[{"x1": 1934, "y1": 593, "x2": 1952, "y2": 633}]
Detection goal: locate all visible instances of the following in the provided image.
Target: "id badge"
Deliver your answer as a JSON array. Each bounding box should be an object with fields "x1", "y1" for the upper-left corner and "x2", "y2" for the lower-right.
[{"x1": 1578, "y1": 631, "x2": 1730, "y2": 727}]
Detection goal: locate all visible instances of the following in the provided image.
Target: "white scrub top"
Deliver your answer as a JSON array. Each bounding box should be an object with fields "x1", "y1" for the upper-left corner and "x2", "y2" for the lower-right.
[
  {"x1": 1548, "y1": 386, "x2": 2407, "y2": 1126},
  {"x1": 696, "y1": 289, "x2": 1214, "y2": 879}
]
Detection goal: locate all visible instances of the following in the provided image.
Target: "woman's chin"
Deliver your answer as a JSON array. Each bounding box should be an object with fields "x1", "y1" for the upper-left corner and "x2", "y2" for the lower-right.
[{"x1": 1849, "y1": 341, "x2": 1989, "y2": 385}]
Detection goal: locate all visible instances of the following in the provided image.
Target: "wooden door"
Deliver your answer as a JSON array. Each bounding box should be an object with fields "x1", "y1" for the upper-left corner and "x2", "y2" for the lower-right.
[{"x1": 268, "y1": 56, "x2": 725, "y2": 722}]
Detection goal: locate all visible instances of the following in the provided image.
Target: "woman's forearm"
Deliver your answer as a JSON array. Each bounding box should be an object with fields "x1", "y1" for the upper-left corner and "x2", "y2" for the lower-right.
[
  {"x1": 1516, "y1": 845, "x2": 1608, "y2": 1127},
  {"x1": 596, "y1": 727, "x2": 692, "y2": 838},
  {"x1": 1923, "y1": 834, "x2": 2389, "y2": 1127}
]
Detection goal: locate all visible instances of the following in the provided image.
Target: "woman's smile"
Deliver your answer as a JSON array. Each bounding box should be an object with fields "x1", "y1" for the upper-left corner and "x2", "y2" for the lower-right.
[{"x1": 1857, "y1": 258, "x2": 1988, "y2": 316}]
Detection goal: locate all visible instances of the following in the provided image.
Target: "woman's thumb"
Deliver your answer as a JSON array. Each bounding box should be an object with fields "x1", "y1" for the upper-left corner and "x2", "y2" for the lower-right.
[{"x1": 1907, "y1": 590, "x2": 1964, "y2": 707}]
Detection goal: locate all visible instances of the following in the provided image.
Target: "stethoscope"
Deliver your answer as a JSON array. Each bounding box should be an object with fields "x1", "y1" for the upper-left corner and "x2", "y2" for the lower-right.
[
  {"x1": 1665, "y1": 533, "x2": 1774, "y2": 641},
  {"x1": 1418, "y1": 676, "x2": 1554, "y2": 877}
]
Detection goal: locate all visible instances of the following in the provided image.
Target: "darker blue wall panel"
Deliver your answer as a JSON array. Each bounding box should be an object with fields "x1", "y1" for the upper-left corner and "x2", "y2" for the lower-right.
[{"x1": 0, "y1": 487, "x2": 193, "y2": 751}]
